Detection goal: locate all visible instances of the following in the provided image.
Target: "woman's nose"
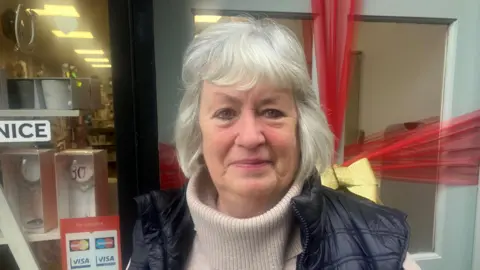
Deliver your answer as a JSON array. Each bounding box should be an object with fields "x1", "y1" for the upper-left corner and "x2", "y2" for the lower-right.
[{"x1": 234, "y1": 111, "x2": 265, "y2": 149}]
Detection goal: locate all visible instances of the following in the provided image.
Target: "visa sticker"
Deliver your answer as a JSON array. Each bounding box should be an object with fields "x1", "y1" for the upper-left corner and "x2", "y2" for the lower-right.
[
  {"x1": 70, "y1": 257, "x2": 91, "y2": 269},
  {"x1": 96, "y1": 255, "x2": 116, "y2": 267}
]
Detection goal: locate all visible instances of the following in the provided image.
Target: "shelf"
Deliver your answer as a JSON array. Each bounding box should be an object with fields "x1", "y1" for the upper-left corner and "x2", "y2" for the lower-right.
[
  {"x1": 88, "y1": 127, "x2": 115, "y2": 134},
  {"x1": 0, "y1": 110, "x2": 87, "y2": 118},
  {"x1": 0, "y1": 228, "x2": 60, "y2": 245}
]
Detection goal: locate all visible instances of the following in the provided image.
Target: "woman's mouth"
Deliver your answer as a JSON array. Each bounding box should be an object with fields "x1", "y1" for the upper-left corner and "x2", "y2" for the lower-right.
[{"x1": 231, "y1": 159, "x2": 272, "y2": 169}]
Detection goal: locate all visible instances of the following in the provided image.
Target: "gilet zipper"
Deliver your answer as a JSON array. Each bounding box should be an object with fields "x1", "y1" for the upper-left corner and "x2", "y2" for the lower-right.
[{"x1": 291, "y1": 200, "x2": 310, "y2": 269}]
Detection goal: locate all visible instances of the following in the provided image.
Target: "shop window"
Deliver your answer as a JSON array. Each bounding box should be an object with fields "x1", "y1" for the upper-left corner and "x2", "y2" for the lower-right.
[
  {"x1": 346, "y1": 21, "x2": 448, "y2": 253},
  {"x1": 0, "y1": 0, "x2": 119, "y2": 269}
]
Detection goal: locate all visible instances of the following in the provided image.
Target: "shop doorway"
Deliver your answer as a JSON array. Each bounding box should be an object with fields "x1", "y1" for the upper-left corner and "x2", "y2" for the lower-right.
[
  {"x1": 0, "y1": 0, "x2": 150, "y2": 268},
  {"x1": 349, "y1": 21, "x2": 449, "y2": 253}
]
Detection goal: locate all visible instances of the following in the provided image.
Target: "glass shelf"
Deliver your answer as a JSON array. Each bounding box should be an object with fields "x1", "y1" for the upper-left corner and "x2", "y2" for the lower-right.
[
  {"x1": 0, "y1": 110, "x2": 86, "y2": 118},
  {"x1": 0, "y1": 229, "x2": 60, "y2": 246}
]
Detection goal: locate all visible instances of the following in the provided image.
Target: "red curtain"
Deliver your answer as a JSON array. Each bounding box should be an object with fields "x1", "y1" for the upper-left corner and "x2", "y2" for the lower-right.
[{"x1": 310, "y1": 0, "x2": 480, "y2": 185}]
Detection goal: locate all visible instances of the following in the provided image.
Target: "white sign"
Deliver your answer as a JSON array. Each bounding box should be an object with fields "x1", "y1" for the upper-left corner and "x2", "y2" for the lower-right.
[
  {"x1": 65, "y1": 230, "x2": 120, "y2": 270},
  {"x1": 0, "y1": 120, "x2": 51, "y2": 143}
]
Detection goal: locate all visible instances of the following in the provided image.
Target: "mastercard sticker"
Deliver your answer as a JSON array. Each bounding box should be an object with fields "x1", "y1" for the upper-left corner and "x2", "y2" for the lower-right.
[
  {"x1": 69, "y1": 239, "x2": 90, "y2": 252},
  {"x1": 95, "y1": 237, "x2": 115, "y2": 249}
]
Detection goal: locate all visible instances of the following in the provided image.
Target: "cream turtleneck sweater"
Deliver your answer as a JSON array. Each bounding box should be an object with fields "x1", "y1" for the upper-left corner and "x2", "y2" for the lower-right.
[
  {"x1": 182, "y1": 173, "x2": 421, "y2": 270},
  {"x1": 185, "y1": 173, "x2": 303, "y2": 270},
  {"x1": 126, "y1": 174, "x2": 420, "y2": 270}
]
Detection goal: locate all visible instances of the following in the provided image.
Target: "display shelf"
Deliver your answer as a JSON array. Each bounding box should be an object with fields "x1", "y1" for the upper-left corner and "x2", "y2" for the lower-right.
[
  {"x1": 0, "y1": 109, "x2": 86, "y2": 118},
  {"x1": 0, "y1": 228, "x2": 60, "y2": 246}
]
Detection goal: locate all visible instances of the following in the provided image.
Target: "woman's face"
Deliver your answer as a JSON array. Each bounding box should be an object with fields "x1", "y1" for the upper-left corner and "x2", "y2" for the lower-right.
[{"x1": 199, "y1": 81, "x2": 299, "y2": 201}]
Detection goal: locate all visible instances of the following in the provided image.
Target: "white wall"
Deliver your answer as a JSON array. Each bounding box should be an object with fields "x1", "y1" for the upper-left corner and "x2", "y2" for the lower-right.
[
  {"x1": 355, "y1": 22, "x2": 447, "y2": 135},
  {"x1": 354, "y1": 22, "x2": 448, "y2": 252}
]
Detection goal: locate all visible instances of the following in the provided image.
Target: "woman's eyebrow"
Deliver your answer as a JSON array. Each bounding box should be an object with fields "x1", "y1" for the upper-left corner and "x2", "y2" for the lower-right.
[{"x1": 212, "y1": 92, "x2": 243, "y2": 105}]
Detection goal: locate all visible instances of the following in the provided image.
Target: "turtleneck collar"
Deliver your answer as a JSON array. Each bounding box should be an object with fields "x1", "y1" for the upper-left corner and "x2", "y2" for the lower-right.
[{"x1": 186, "y1": 171, "x2": 303, "y2": 270}]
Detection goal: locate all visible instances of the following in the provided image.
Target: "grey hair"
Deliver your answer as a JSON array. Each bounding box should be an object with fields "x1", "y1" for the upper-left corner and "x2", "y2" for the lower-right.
[{"x1": 175, "y1": 18, "x2": 333, "y2": 183}]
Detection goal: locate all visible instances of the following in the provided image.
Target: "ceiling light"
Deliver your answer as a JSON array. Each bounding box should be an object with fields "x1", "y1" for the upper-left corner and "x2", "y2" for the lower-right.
[
  {"x1": 75, "y1": 49, "x2": 105, "y2": 55},
  {"x1": 30, "y1": 5, "x2": 80, "y2": 17},
  {"x1": 92, "y1": 64, "x2": 111, "y2": 68},
  {"x1": 194, "y1": 15, "x2": 221, "y2": 23},
  {"x1": 52, "y1": 30, "x2": 93, "y2": 39},
  {"x1": 85, "y1": 58, "x2": 109, "y2": 63}
]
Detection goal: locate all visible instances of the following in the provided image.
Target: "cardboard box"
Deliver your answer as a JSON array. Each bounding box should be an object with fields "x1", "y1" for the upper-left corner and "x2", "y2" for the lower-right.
[
  {"x1": 0, "y1": 149, "x2": 58, "y2": 233},
  {"x1": 54, "y1": 150, "x2": 109, "y2": 220}
]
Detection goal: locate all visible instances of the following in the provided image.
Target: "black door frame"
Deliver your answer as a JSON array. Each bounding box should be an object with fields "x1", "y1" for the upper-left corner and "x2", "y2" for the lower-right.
[{"x1": 108, "y1": 0, "x2": 159, "y2": 265}]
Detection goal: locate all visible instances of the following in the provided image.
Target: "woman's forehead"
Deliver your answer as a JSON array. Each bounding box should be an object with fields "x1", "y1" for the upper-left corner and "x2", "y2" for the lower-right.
[
  {"x1": 203, "y1": 81, "x2": 290, "y2": 93},
  {"x1": 202, "y1": 81, "x2": 293, "y2": 101}
]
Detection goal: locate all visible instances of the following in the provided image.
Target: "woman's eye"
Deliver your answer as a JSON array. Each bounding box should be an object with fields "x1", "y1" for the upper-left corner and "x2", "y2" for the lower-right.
[
  {"x1": 214, "y1": 108, "x2": 237, "y2": 120},
  {"x1": 262, "y1": 109, "x2": 284, "y2": 119}
]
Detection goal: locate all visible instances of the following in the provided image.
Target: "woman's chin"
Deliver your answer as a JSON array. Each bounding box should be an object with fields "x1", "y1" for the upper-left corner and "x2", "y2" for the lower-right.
[{"x1": 231, "y1": 175, "x2": 278, "y2": 196}]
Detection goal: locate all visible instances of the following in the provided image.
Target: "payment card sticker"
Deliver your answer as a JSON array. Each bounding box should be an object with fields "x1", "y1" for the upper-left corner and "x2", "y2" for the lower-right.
[
  {"x1": 70, "y1": 239, "x2": 90, "y2": 252},
  {"x1": 69, "y1": 257, "x2": 92, "y2": 270},
  {"x1": 94, "y1": 230, "x2": 119, "y2": 269},
  {"x1": 66, "y1": 232, "x2": 93, "y2": 270},
  {"x1": 95, "y1": 237, "x2": 115, "y2": 249},
  {"x1": 61, "y1": 216, "x2": 122, "y2": 270}
]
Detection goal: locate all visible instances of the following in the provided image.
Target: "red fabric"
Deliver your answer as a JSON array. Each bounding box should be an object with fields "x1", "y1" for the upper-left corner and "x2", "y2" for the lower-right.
[
  {"x1": 344, "y1": 110, "x2": 480, "y2": 185},
  {"x1": 312, "y1": 0, "x2": 359, "y2": 156},
  {"x1": 159, "y1": 143, "x2": 186, "y2": 189},
  {"x1": 302, "y1": 20, "x2": 314, "y2": 77},
  {"x1": 311, "y1": 0, "x2": 480, "y2": 185}
]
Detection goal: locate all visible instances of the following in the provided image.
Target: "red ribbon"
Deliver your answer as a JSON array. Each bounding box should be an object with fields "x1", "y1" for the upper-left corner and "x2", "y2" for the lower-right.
[
  {"x1": 310, "y1": 0, "x2": 479, "y2": 185},
  {"x1": 312, "y1": 0, "x2": 359, "y2": 155}
]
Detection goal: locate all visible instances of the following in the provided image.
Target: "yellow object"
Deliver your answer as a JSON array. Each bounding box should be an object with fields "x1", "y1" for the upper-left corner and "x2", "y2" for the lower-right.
[{"x1": 319, "y1": 158, "x2": 381, "y2": 203}]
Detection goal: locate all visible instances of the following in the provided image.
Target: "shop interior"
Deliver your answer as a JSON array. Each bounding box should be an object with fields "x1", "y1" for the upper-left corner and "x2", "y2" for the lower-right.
[{"x1": 0, "y1": 0, "x2": 117, "y2": 269}]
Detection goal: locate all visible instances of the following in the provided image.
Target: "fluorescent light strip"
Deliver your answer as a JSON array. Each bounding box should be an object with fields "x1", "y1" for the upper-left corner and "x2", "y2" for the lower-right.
[
  {"x1": 92, "y1": 64, "x2": 111, "y2": 68},
  {"x1": 194, "y1": 15, "x2": 221, "y2": 23},
  {"x1": 30, "y1": 5, "x2": 80, "y2": 17},
  {"x1": 75, "y1": 49, "x2": 105, "y2": 55},
  {"x1": 52, "y1": 30, "x2": 93, "y2": 39},
  {"x1": 85, "y1": 58, "x2": 109, "y2": 63}
]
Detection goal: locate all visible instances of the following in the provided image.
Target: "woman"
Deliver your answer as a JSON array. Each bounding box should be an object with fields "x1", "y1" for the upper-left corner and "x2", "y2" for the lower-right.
[{"x1": 128, "y1": 18, "x2": 420, "y2": 270}]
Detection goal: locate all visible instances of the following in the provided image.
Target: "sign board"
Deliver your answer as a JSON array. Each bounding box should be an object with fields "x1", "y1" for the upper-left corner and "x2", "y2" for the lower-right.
[
  {"x1": 0, "y1": 120, "x2": 51, "y2": 143},
  {"x1": 60, "y1": 216, "x2": 122, "y2": 270}
]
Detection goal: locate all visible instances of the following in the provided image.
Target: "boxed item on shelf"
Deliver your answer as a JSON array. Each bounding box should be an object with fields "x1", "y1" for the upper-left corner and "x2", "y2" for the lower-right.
[
  {"x1": 0, "y1": 69, "x2": 7, "y2": 109},
  {"x1": 54, "y1": 149, "x2": 109, "y2": 219},
  {"x1": 6, "y1": 79, "x2": 44, "y2": 109},
  {"x1": 4, "y1": 78, "x2": 102, "y2": 110},
  {"x1": 0, "y1": 149, "x2": 58, "y2": 233}
]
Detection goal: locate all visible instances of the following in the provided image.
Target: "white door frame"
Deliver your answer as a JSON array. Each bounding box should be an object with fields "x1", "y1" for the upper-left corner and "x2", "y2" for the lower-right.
[{"x1": 472, "y1": 174, "x2": 480, "y2": 270}]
